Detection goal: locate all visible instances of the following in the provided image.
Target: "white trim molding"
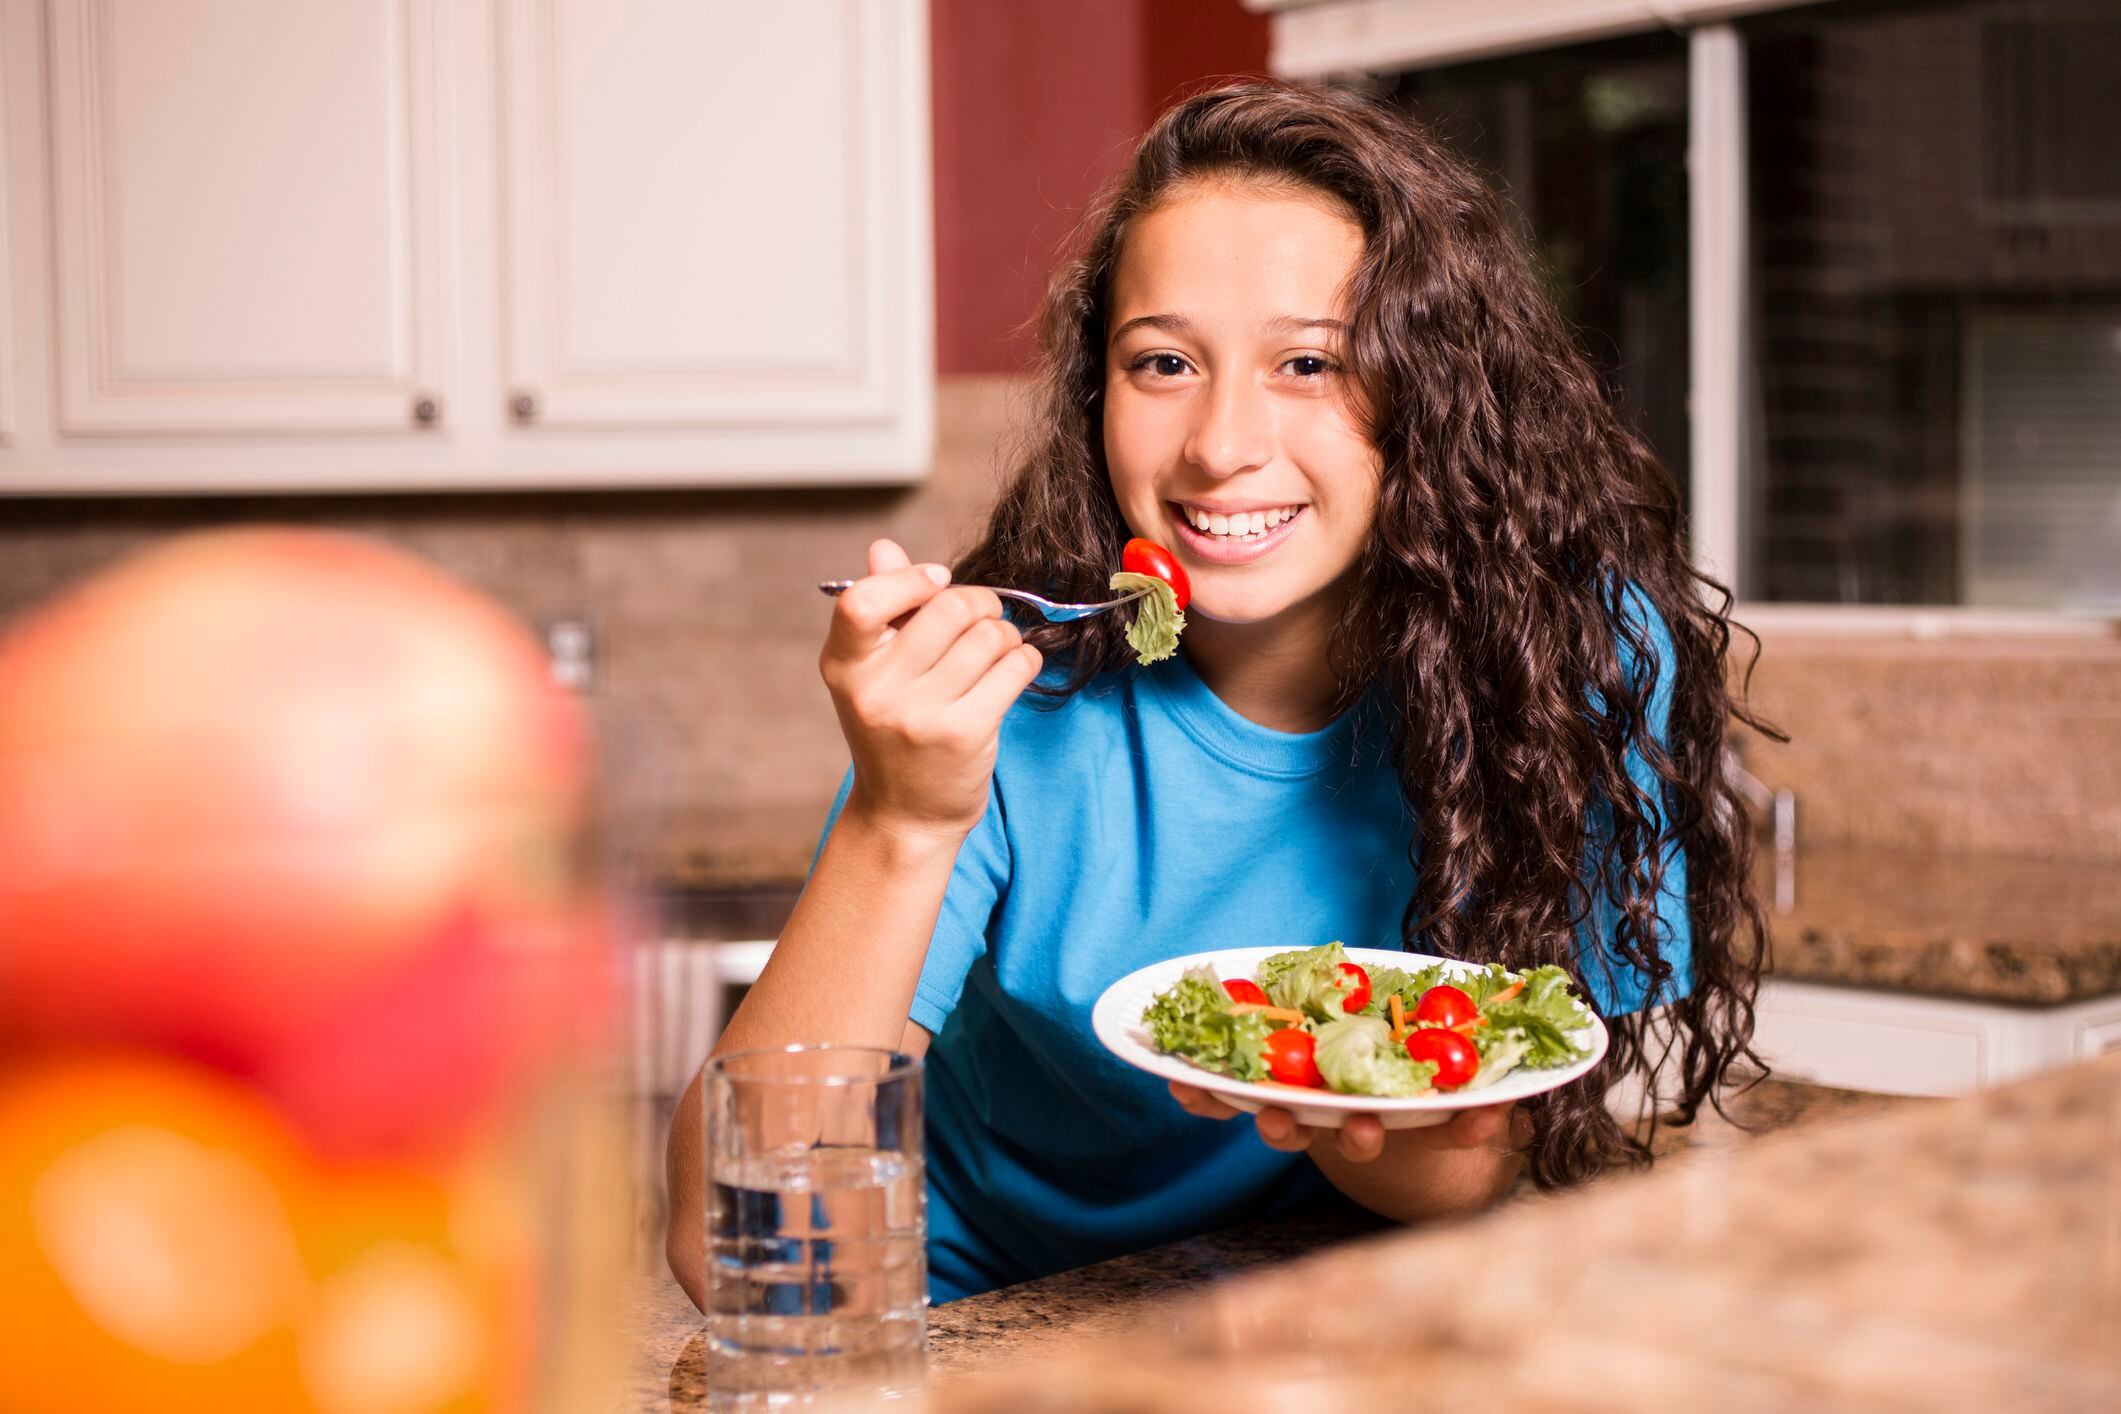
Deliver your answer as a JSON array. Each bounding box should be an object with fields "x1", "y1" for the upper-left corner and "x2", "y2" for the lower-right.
[
  {"x1": 1267, "y1": 0, "x2": 1838, "y2": 78},
  {"x1": 1688, "y1": 24, "x2": 1747, "y2": 594},
  {"x1": 1733, "y1": 603, "x2": 2121, "y2": 640}
]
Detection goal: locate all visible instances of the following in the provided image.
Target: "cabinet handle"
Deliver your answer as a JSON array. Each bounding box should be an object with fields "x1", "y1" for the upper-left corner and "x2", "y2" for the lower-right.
[
  {"x1": 411, "y1": 393, "x2": 441, "y2": 427},
  {"x1": 511, "y1": 391, "x2": 538, "y2": 423}
]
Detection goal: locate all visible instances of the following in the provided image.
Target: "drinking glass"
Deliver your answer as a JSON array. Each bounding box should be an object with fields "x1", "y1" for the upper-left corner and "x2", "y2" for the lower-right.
[{"x1": 702, "y1": 1045, "x2": 926, "y2": 1407}]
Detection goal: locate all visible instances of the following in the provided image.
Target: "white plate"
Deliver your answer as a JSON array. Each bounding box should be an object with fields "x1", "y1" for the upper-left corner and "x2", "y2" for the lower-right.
[{"x1": 1091, "y1": 945, "x2": 1610, "y2": 1130}]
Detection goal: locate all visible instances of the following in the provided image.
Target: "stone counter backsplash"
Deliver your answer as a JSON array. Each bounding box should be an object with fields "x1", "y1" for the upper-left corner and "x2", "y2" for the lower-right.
[{"x1": 1759, "y1": 845, "x2": 2121, "y2": 1004}]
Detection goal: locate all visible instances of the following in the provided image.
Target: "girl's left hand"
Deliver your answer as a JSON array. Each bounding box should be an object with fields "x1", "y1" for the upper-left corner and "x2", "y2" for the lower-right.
[{"x1": 1167, "y1": 1080, "x2": 1515, "y2": 1163}]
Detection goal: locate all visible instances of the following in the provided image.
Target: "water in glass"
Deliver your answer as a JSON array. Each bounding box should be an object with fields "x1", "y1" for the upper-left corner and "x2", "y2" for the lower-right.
[{"x1": 702, "y1": 1047, "x2": 926, "y2": 1408}]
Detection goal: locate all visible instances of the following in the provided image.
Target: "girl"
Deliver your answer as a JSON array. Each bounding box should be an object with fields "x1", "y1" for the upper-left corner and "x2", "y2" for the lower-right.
[{"x1": 669, "y1": 82, "x2": 1770, "y2": 1306}]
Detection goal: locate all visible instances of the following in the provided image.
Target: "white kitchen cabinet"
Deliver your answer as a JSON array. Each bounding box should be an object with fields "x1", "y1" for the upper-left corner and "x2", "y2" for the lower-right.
[
  {"x1": 1752, "y1": 979, "x2": 2121, "y2": 1098},
  {"x1": 43, "y1": 0, "x2": 450, "y2": 438},
  {"x1": 0, "y1": 0, "x2": 932, "y2": 493}
]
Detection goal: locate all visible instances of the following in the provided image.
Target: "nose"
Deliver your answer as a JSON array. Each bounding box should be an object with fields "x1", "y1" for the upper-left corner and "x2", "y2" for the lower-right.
[{"x1": 1183, "y1": 375, "x2": 1272, "y2": 480}]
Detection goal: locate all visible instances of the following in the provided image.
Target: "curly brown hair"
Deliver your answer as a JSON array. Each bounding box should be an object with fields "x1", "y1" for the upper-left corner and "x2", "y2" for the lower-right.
[{"x1": 956, "y1": 81, "x2": 1782, "y2": 1189}]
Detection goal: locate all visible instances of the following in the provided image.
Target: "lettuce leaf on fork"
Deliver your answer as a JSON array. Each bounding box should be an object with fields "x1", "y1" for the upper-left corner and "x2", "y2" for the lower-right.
[{"x1": 1109, "y1": 571, "x2": 1185, "y2": 665}]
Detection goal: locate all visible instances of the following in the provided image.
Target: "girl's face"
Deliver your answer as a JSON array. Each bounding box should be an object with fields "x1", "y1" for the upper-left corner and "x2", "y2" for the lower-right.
[{"x1": 1103, "y1": 180, "x2": 1381, "y2": 628}]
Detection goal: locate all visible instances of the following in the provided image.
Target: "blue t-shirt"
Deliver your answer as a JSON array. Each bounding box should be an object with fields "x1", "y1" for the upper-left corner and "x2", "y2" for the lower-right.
[{"x1": 811, "y1": 600, "x2": 1689, "y2": 1303}]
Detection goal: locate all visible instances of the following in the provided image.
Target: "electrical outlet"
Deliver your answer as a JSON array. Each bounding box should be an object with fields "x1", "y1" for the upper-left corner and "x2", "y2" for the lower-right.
[{"x1": 538, "y1": 610, "x2": 597, "y2": 693}]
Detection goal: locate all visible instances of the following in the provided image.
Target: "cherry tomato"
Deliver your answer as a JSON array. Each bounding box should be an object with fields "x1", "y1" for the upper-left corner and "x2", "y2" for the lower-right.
[
  {"x1": 1222, "y1": 978, "x2": 1268, "y2": 1006},
  {"x1": 1414, "y1": 983, "x2": 1477, "y2": 1030},
  {"x1": 1405, "y1": 1027, "x2": 1479, "y2": 1089},
  {"x1": 1120, "y1": 537, "x2": 1192, "y2": 611},
  {"x1": 1334, "y1": 962, "x2": 1371, "y2": 1014},
  {"x1": 1262, "y1": 1028, "x2": 1324, "y2": 1087}
]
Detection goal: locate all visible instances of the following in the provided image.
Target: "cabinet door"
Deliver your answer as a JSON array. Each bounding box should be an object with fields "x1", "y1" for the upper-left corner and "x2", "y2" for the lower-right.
[
  {"x1": 46, "y1": 0, "x2": 448, "y2": 434},
  {"x1": 496, "y1": 0, "x2": 931, "y2": 472}
]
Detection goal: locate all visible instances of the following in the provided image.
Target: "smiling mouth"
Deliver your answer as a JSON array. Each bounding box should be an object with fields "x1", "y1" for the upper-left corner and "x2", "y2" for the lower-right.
[
  {"x1": 1171, "y1": 502, "x2": 1306, "y2": 543},
  {"x1": 1164, "y1": 501, "x2": 1307, "y2": 565}
]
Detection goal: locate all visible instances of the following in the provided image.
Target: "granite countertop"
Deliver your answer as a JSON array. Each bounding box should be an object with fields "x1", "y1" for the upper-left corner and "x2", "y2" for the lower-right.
[
  {"x1": 630, "y1": 1080, "x2": 1932, "y2": 1409},
  {"x1": 1761, "y1": 845, "x2": 2121, "y2": 1003},
  {"x1": 920, "y1": 1054, "x2": 2121, "y2": 1412}
]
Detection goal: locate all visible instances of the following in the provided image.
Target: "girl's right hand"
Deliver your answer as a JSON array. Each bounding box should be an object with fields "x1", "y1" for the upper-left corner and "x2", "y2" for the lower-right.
[{"x1": 820, "y1": 538, "x2": 1044, "y2": 843}]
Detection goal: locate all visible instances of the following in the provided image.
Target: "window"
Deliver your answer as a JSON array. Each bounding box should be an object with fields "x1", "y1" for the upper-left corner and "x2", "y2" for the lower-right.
[{"x1": 1744, "y1": 0, "x2": 2121, "y2": 608}]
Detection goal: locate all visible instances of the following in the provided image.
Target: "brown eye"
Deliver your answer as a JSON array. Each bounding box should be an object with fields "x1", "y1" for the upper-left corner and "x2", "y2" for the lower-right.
[{"x1": 1286, "y1": 355, "x2": 1333, "y2": 378}]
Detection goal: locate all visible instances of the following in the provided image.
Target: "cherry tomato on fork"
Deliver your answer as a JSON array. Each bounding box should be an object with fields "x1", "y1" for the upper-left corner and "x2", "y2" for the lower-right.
[
  {"x1": 1405, "y1": 1027, "x2": 1479, "y2": 1089},
  {"x1": 1223, "y1": 978, "x2": 1269, "y2": 1006},
  {"x1": 1120, "y1": 538, "x2": 1191, "y2": 611},
  {"x1": 1262, "y1": 1029, "x2": 1324, "y2": 1088},
  {"x1": 1414, "y1": 983, "x2": 1478, "y2": 1030},
  {"x1": 1334, "y1": 962, "x2": 1371, "y2": 1014}
]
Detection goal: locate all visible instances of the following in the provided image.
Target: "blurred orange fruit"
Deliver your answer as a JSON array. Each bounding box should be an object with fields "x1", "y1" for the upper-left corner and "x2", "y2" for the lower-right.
[
  {"x1": 293, "y1": 1157, "x2": 539, "y2": 1414},
  {"x1": 0, "y1": 1054, "x2": 543, "y2": 1413},
  {"x1": 0, "y1": 1055, "x2": 314, "y2": 1412}
]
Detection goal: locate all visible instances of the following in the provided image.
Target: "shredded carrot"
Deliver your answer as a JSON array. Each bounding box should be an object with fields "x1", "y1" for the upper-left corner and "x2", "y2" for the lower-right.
[
  {"x1": 1487, "y1": 978, "x2": 1524, "y2": 1006},
  {"x1": 1388, "y1": 993, "x2": 1406, "y2": 1041},
  {"x1": 1229, "y1": 1002, "x2": 1304, "y2": 1023}
]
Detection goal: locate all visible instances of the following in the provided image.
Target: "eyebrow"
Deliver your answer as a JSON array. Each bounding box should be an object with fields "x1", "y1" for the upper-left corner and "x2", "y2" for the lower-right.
[{"x1": 1107, "y1": 313, "x2": 1348, "y2": 346}]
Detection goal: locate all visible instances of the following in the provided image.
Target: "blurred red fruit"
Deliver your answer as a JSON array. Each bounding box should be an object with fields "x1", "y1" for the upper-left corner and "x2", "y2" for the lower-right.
[{"x1": 0, "y1": 529, "x2": 607, "y2": 1158}]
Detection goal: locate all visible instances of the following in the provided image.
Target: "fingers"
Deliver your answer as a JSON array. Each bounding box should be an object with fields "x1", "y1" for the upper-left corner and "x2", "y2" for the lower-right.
[
  {"x1": 826, "y1": 559, "x2": 952, "y2": 661},
  {"x1": 881, "y1": 585, "x2": 1007, "y2": 680},
  {"x1": 917, "y1": 597, "x2": 1026, "y2": 700},
  {"x1": 867, "y1": 538, "x2": 913, "y2": 576},
  {"x1": 1168, "y1": 1081, "x2": 1241, "y2": 1121},
  {"x1": 1415, "y1": 1101, "x2": 1516, "y2": 1151},
  {"x1": 1172, "y1": 1087, "x2": 1513, "y2": 1162},
  {"x1": 1333, "y1": 1113, "x2": 1386, "y2": 1163},
  {"x1": 955, "y1": 640, "x2": 1044, "y2": 720},
  {"x1": 1251, "y1": 1107, "x2": 1313, "y2": 1154}
]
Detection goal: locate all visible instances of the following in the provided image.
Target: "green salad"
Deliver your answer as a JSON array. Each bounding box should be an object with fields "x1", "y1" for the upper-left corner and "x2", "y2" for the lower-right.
[{"x1": 1141, "y1": 941, "x2": 1594, "y2": 1096}]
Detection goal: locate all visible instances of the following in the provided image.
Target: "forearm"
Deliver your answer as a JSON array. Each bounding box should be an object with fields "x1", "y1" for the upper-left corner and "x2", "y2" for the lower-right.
[
  {"x1": 1308, "y1": 1109, "x2": 1530, "y2": 1224},
  {"x1": 714, "y1": 803, "x2": 963, "y2": 1055}
]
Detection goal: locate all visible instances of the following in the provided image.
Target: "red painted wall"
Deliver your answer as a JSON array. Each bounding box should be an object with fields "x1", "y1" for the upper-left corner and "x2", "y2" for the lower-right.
[{"x1": 930, "y1": 0, "x2": 1269, "y2": 374}]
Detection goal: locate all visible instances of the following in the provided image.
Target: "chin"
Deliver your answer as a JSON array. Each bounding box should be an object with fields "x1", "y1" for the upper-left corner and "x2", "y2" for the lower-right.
[{"x1": 1183, "y1": 594, "x2": 1292, "y2": 627}]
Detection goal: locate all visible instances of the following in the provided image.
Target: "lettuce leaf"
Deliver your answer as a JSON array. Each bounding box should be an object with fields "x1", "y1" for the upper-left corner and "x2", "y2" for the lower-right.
[
  {"x1": 1362, "y1": 961, "x2": 1451, "y2": 1017},
  {"x1": 1257, "y1": 941, "x2": 1364, "y2": 1021},
  {"x1": 1141, "y1": 966, "x2": 1273, "y2": 1082},
  {"x1": 1109, "y1": 571, "x2": 1185, "y2": 665},
  {"x1": 1467, "y1": 964, "x2": 1594, "y2": 1084},
  {"x1": 1313, "y1": 1014, "x2": 1438, "y2": 1096}
]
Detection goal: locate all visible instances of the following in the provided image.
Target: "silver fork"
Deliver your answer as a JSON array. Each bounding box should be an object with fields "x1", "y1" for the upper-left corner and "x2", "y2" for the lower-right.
[{"x1": 817, "y1": 580, "x2": 1147, "y2": 623}]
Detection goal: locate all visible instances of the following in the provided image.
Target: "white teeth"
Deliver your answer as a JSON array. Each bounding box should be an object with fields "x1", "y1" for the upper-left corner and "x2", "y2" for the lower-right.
[{"x1": 1181, "y1": 505, "x2": 1301, "y2": 538}]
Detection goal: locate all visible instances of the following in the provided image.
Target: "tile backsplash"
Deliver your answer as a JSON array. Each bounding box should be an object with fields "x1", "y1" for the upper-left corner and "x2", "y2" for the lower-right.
[
  {"x1": 1731, "y1": 627, "x2": 2121, "y2": 864},
  {"x1": 3, "y1": 374, "x2": 2115, "y2": 878}
]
